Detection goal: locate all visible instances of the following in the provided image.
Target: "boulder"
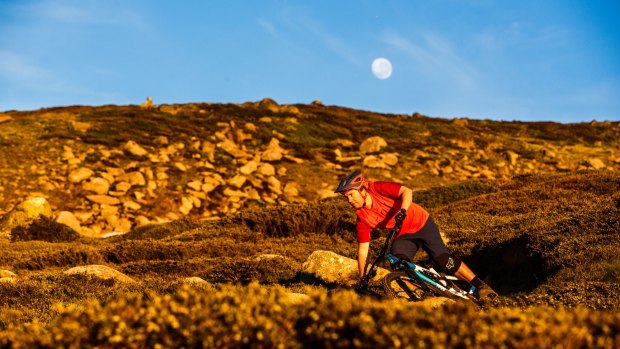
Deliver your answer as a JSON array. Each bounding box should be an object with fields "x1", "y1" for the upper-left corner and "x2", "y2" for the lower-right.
[
  {"x1": 262, "y1": 138, "x2": 285, "y2": 162},
  {"x1": 86, "y1": 195, "x2": 121, "y2": 206},
  {"x1": 183, "y1": 276, "x2": 213, "y2": 287},
  {"x1": 585, "y1": 158, "x2": 606, "y2": 170},
  {"x1": 380, "y1": 153, "x2": 399, "y2": 166},
  {"x1": 0, "y1": 270, "x2": 16, "y2": 278},
  {"x1": 0, "y1": 197, "x2": 52, "y2": 240},
  {"x1": 359, "y1": 136, "x2": 388, "y2": 154},
  {"x1": 123, "y1": 140, "x2": 148, "y2": 157},
  {"x1": 258, "y1": 163, "x2": 276, "y2": 176},
  {"x1": 55, "y1": 211, "x2": 82, "y2": 234},
  {"x1": 64, "y1": 265, "x2": 136, "y2": 283},
  {"x1": 82, "y1": 177, "x2": 110, "y2": 195},
  {"x1": 218, "y1": 139, "x2": 250, "y2": 159},
  {"x1": 300, "y1": 250, "x2": 390, "y2": 285},
  {"x1": 68, "y1": 167, "x2": 94, "y2": 183},
  {"x1": 118, "y1": 172, "x2": 146, "y2": 186},
  {"x1": 363, "y1": 155, "x2": 388, "y2": 169},
  {"x1": 239, "y1": 160, "x2": 259, "y2": 175}
]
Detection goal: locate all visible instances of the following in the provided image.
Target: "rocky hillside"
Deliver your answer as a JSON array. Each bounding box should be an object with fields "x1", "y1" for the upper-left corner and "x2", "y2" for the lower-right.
[
  {"x1": 1, "y1": 100, "x2": 619, "y2": 347},
  {"x1": 1, "y1": 99, "x2": 618, "y2": 238}
]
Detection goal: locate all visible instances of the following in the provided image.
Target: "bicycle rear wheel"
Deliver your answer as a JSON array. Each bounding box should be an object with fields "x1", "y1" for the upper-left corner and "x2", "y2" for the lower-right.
[{"x1": 382, "y1": 272, "x2": 426, "y2": 301}]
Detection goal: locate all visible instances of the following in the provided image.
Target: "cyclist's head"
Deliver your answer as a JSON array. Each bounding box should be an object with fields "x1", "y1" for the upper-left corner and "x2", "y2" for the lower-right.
[{"x1": 334, "y1": 170, "x2": 368, "y2": 194}]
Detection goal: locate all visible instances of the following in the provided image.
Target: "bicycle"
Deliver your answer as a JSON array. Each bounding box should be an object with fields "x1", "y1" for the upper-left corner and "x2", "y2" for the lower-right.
[{"x1": 357, "y1": 228, "x2": 477, "y2": 302}]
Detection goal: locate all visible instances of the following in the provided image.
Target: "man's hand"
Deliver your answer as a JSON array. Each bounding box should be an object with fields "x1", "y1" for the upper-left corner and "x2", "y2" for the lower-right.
[{"x1": 394, "y1": 208, "x2": 407, "y2": 230}]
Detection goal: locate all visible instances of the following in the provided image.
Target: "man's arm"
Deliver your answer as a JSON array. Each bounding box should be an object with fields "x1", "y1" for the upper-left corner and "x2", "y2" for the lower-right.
[
  {"x1": 357, "y1": 242, "x2": 370, "y2": 277},
  {"x1": 398, "y1": 185, "x2": 413, "y2": 211}
]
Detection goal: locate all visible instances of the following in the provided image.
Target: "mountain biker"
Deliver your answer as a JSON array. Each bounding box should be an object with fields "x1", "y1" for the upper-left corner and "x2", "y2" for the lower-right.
[{"x1": 335, "y1": 170, "x2": 497, "y2": 301}]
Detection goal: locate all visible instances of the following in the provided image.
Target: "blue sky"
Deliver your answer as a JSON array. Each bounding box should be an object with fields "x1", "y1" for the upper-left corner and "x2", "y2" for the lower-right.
[{"x1": 1, "y1": 0, "x2": 619, "y2": 122}]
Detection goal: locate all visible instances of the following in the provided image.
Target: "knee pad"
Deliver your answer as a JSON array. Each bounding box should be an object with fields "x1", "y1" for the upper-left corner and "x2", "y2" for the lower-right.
[{"x1": 434, "y1": 253, "x2": 462, "y2": 274}]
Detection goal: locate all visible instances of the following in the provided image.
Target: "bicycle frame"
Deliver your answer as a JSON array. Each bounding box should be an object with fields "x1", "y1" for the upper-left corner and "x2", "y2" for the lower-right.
[
  {"x1": 360, "y1": 229, "x2": 475, "y2": 300},
  {"x1": 386, "y1": 253, "x2": 474, "y2": 300}
]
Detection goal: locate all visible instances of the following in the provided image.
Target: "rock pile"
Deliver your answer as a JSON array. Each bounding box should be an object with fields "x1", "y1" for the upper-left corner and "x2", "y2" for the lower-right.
[
  {"x1": 0, "y1": 102, "x2": 618, "y2": 238},
  {"x1": 21, "y1": 120, "x2": 309, "y2": 237}
]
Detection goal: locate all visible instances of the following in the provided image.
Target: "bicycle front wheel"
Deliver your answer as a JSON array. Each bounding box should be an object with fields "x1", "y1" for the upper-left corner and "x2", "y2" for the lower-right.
[{"x1": 382, "y1": 272, "x2": 426, "y2": 301}]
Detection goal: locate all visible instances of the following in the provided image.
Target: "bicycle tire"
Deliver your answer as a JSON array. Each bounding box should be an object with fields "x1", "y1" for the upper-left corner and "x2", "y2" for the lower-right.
[{"x1": 382, "y1": 272, "x2": 426, "y2": 301}]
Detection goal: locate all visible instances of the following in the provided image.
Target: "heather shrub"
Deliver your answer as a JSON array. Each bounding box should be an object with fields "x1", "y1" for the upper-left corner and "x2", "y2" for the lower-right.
[
  {"x1": 124, "y1": 218, "x2": 200, "y2": 240},
  {"x1": 10, "y1": 216, "x2": 80, "y2": 243},
  {"x1": 0, "y1": 284, "x2": 618, "y2": 348},
  {"x1": 238, "y1": 198, "x2": 355, "y2": 237},
  {"x1": 12, "y1": 244, "x2": 104, "y2": 271}
]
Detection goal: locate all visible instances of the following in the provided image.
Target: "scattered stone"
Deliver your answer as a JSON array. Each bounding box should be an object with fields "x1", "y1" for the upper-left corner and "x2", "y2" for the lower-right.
[
  {"x1": 99, "y1": 231, "x2": 128, "y2": 239},
  {"x1": 267, "y1": 176, "x2": 282, "y2": 195},
  {"x1": 123, "y1": 200, "x2": 142, "y2": 211},
  {"x1": 363, "y1": 155, "x2": 388, "y2": 169},
  {"x1": 0, "y1": 197, "x2": 52, "y2": 240},
  {"x1": 187, "y1": 180, "x2": 203, "y2": 191},
  {"x1": 55, "y1": 211, "x2": 82, "y2": 234},
  {"x1": 0, "y1": 270, "x2": 17, "y2": 278},
  {"x1": 380, "y1": 153, "x2": 399, "y2": 166},
  {"x1": 228, "y1": 174, "x2": 247, "y2": 188},
  {"x1": 154, "y1": 136, "x2": 169, "y2": 145},
  {"x1": 262, "y1": 138, "x2": 285, "y2": 162},
  {"x1": 183, "y1": 277, "x2": 213, "y2": 287},
  {"x1": 451, "y1": 118, "x2": 469, "y2": 126},
  {"x1": 179, "y1": 196, "x2": 194, "y2": 215},
  {"x1": 82, "y1": 177, "x2": 110, "y2": 195},
  {"x1": 134, "y1": 215, "x2": 151, "y2": 227},
  {"x1": 301, "y1": 250, "x2": 390, "y2": 285},
  {"x1": 239, "y1": 160, "x2": 259, "y2": 175},
  {"x1": 123, "y1": 140, "x2": 149, "y2": 157},
  {"x1": 86, "y1": 195, "x2": 121, "y2": 206},
  {"x1": 218, "y1": 139, "x2": 250, "y2": 158},
  {"x1": 359, "y1": 136, "x2": 388, "y2": 154},
  {"x1": 585, "y1": 158, "x2": 606, "y2": 170},
  {"x1": 64, "y1": 265, "x2": 136, "y2": 283},
  {"x1": 118, "y1": 172, "x2": 146, "y2": 186},
  {"x1": 68, "y1": 167, "x2": 95, "y2": 183},
  {"x1": 74, "y1": 211, "x2": 94, "y2": 223}
]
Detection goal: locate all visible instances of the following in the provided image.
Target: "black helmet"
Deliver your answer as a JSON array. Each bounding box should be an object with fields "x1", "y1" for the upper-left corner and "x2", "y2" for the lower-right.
[{"x1": 335, "y1": 170, "x2": 369, "y2": 193}]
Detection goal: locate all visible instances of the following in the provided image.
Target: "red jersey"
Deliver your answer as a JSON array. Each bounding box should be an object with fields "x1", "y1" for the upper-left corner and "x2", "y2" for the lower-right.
[{"x1": 356, "y1": 181, "x2": 429, "y2": 243}]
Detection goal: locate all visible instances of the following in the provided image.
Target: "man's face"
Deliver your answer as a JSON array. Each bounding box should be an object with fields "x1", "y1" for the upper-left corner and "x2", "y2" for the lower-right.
[{"x1": 343, "y1": 189, "x2": 364, "y2": 209}]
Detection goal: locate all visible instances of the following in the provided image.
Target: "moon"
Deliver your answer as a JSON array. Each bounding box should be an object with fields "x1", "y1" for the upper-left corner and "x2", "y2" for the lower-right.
[{"x1": 371, "y1": 58, "x2": 392, "y2": 80}]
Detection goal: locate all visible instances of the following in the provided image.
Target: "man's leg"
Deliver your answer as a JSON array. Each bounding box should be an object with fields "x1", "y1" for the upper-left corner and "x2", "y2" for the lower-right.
[
  {"x1": 390, "y1": 235, "x2": 419, "y2": 268},
  {"x1": 417, "y1": 217, "x2": 498, "y2": 300}
]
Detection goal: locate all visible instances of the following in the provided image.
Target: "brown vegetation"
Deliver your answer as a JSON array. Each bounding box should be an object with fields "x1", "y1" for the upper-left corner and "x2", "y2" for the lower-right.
[{"x1": 0, "y1": 101, "x2": 619, "y2": 347}]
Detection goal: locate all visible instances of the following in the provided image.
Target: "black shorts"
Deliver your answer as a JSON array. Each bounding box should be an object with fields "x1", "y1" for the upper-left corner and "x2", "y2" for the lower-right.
[{"x1": 390, "y1": 217, "x2": 449, "y2": 260}]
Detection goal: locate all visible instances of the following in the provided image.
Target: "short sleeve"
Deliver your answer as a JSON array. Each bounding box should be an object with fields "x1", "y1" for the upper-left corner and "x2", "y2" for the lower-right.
[{"x1": 356, "y1": 219, "x2": 372, "y2": 243}]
